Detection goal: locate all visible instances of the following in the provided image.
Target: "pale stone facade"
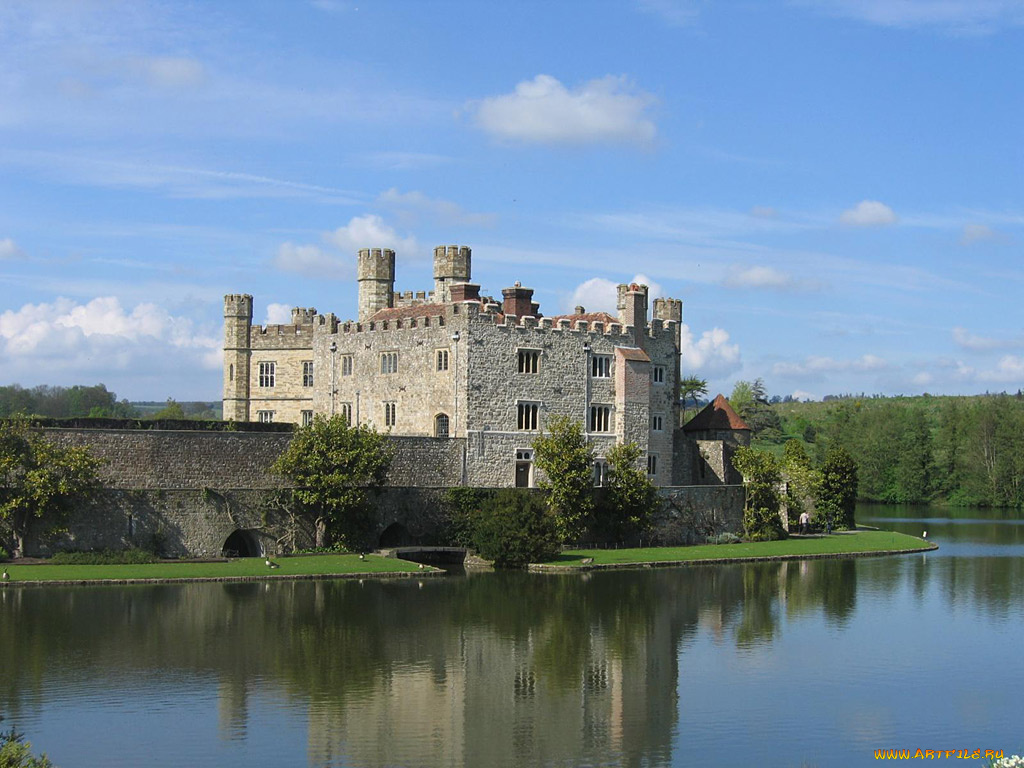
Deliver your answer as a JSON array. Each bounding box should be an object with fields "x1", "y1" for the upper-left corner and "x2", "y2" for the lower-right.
[{"x1": 224, "y1": 244, "x2": 687, "y2": 486}]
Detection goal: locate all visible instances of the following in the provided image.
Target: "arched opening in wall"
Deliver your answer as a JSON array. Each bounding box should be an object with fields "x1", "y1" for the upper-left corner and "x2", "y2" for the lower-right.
[
  {"x1": 379, "y1": 522, "x2": 411, "y2": 548},
  {"x1": 222, "y1": 529, "x2": 263, "y2": 558},
  {"x1": 435, "y1": 413, "x2": 450, "y2": 438}
]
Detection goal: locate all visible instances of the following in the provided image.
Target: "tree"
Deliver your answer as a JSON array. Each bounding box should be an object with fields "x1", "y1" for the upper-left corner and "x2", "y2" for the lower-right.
[
  {"x1": 272, "y1": 415, "x2": 393, "y2": 551},
  {"x1": 601, "y1": 442, "x2": 657, "y2": 543},
  {"x1": 781, "y1": 439, "x2": 818, "y2": 523},
  {"x1": 0, "y1": 419, "x2": 102, "y2": 558},
  {"x1": 730, "y1": 378, "x2": 782, "y2": 437},
  {"x1": 0, "y1": 723, "x2": 54, "y2": 768},
  {"x1": 532, "y1": 416, "x2": 594, "y2": 543},
  {"x1": 818, "y1": 446, "x2": 858, "y2": 530},
  {"x1": 680, "y1": 376, "x2": 708, "y2": 423},
  {"x1": 472, "y1": 489, "x2": 560, "y2": 567},
  {"x1": 732, "y1": 446, "x2": 787, "y2": 541},
  {"x1": 151, "y1": 399, "x2": 185, "y2": 420}
]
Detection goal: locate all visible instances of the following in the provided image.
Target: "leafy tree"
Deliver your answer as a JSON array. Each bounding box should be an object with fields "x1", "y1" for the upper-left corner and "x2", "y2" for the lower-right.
[
  {"x1": 730, "y1": 378, "x2": 782, "y2": 437},
  {"x1": 818, "y1": 446, "x2": 858, "y2": 530},
  {"x1": 272, "y1": 415, "x2": 393, "y2": 551},
  {"x1": 732, "y1": 446, "x2": 787, "y2": 541},
  {"x1": 472, "y1": 489, "x2": 560, "y2": 567},
  {"x1": 532, "y1": 416, "x2": 595, "y2": 543},
  {"x1": 151, "y1": 399, "x2": 185, "y2": 420},
  {"x1": 0, "y1": 724, "x2": 55, "y2": 768},
  {"x1": 680, "y1": 376, "x2": 708, "y2": 422},
  {"x1": 781, "y1": 439, "x2": 818, "y2": 522},
  {"x1": 601, "y1": 442, "x2": 656, "y2": 543},
  {"x1": 0, "y1": 419, "x2": 102, "y2": 558}
]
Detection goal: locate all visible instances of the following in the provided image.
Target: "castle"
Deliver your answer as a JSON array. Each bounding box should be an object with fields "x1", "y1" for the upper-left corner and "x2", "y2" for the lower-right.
[{"x1": 224, "y1": 245, "x2": 747, "y2": 488}]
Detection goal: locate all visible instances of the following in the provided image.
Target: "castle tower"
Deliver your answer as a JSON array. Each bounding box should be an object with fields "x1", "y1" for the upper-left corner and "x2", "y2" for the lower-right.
[
  {"x1": 357, "y1": 248, "x2": 396, "y2": 322},
  {"x1": 223, "y1": 294, "x2": 253, "y2": 422},
  {"x1": 653, "y1": 297, "x2": 683, "y2": 346},
  {"x1": 619, "y1": 283, "x2": 649, "y2": 349},
  {"x1": 433, "y1": 245, "x2": 471, "y2": 304}
]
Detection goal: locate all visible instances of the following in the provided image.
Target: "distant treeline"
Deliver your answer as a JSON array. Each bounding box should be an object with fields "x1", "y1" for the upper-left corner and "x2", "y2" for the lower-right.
[
  {"x1": 758, "y1": 394, "x2": 1024, "y2": 508},
  {"x1": 0, "y1": 384, "x2": 221, "y2": 421}
]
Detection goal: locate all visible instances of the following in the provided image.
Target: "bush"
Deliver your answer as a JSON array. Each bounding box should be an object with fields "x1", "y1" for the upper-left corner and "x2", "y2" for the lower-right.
[
  {"x1": 0, "y1": 724, "x2": 55, "y2": 767},
  {"x1": 733, "y1": 446, "x2": 788, "y2": 542},
  {"x1": 0, "y1": 547, "x2": 8, "y2": 562},
  {"x1": 472, "y1": 489, "x2": 559, "y2": 568},
  {"x1": 440, "y1": 488, "x2": 494, "y2": 548},
  {"x1": 50, "y1": 548, "x2": 158, "y2": 565},
  {"x1": 706, "y1": 532, "x2": 741, "y2": 545}
]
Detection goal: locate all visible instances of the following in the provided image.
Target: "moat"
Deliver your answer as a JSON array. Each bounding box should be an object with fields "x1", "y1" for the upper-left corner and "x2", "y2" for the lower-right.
[{"x1": 2, "y1": 503, "x2": 1021, "y2": 768}]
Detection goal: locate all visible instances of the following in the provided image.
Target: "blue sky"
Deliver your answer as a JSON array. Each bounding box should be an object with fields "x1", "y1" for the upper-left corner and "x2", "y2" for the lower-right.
[{"x1": 1, "y1": 0, "x2": 1023, "y2": 401}]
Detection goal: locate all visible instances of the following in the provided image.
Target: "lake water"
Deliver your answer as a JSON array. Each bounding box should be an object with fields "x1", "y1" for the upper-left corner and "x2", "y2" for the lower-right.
[{"x1": 1, "y1": 504, "x2": 1022, "y2": 768}]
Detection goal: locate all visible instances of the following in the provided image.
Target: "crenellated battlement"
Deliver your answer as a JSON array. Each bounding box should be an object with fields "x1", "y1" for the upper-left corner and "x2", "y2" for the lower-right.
[
  {"x1": 224, "y1": 294, "x2": 253, "y2": 319},
  {"x1": 290, "y1": 307, "x2": 318, "y2": 325}
]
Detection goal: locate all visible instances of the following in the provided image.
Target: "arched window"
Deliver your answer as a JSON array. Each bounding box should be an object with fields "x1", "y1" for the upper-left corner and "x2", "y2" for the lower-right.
[{"x1": 435, "y1": 413, "x2": 450, "y2": 438}]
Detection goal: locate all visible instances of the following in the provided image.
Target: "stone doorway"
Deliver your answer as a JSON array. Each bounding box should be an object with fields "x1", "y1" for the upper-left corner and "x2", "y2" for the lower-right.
[{"x1": 222, "y1": 529, "x2": 263, "y2": 558}]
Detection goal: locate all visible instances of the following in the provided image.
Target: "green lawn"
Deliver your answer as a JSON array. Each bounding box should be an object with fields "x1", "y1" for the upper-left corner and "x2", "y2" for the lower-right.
[
  {"x1": 0, "y1": 554, "x2": 426, "y2": 583},
  {"x1": 542, "y1": 529, "x2": 933, "y2": 567}
]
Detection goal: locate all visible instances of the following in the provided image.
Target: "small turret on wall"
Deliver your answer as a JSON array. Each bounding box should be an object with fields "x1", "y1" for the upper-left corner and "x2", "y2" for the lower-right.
[
  {"x1": 223, "y1": 294, "x2": 253, "y2": 422},
  {"x1": 433, "y1": 245, "x2": 471, "y2": 304},
  {"x1": 357, "y1": 248, "x2": 396, "y2": 322},
  {"x1": 618, "y1": 283, "x2": 649, "y2": 348}
]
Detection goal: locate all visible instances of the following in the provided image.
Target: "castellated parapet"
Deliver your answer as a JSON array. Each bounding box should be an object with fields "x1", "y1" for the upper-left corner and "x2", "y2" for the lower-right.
[{"x1": 225, "y1": 244, "x2": 718, "y2": 489}]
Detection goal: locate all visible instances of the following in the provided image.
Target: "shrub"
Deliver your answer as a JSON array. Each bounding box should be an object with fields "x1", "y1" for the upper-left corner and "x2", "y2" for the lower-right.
[
  {"x1": 472, "y1": 489, "x2": 559, "y2": 568},
  {"x1": 0, "y1": 547, "x2": 8, "y2": 562},
  {"x1": 706, "y1": 532, "x2": 741, "y2": 545},
  {"x1": 0, "y1": 724, "x2": 55, "y2": 767},
  {"x1": 50, "y1": 548, "x2": 158, "y2": 565},
  {"x1": 733, "y1": 446, "x2": 788, "y2": 542},
  {"x1": 440, "y1": 488, "x2": 494, "y2": 548}
]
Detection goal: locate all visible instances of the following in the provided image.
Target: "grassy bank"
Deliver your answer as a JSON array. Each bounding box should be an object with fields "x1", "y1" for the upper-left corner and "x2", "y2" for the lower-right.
[
  {"x1": 540, "y1": 529, "x2": 933, "y2": 568},
  {"x1": 0, "y1": 553, "x2": 428, "y2": 584}
]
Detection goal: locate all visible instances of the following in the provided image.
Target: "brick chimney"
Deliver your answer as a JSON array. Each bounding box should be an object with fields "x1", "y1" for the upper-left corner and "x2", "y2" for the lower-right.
[{"x1": 501, "y1": 282, "x2": 535, "y2": 319}]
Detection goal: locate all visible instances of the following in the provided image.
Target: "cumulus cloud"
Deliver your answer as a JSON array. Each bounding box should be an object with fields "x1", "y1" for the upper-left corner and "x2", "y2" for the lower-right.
[
  {"x1": 470, "y1": 74, "x2": 657, "y2": 146},
  {"x1": 377, "y1": 188, "x2": 497, "y2": 228},
  {"x1": 722, "y1": 265, "x2": 820, "y2": 292},
  {"x1": 772, "y1": 354, "x2": 889, "y2": 377},
  {"x1": 680, "y1": 324, "x2": 742, "y2": 378},
  {"x1": 324, "y1": 214, "x2": 418, "y2": 255},
  {"x1": 0, "y1": 297, "x2": 220, "y2": 385},
  {"x1": 980, "y1": 355, "x2": 1024, "y2": 381},
  {"x1": 273, "y1": 215, "x2": 418, "y2": 280},
  {"x1": 265, "y1": 303, "x2": 292, "y2": 325},
  {"x1": 567, "y1": 274, "x2": 665, "y2": 314},
  {"x1": 0, "y1": 237, "x2": 24, "y2": 260},
  {"x1": 840, "y1": 200, "x2": 898, "y2": 227},
  {"x1": 792, "y1": 0, "x2": 1024, "y2": 33}
]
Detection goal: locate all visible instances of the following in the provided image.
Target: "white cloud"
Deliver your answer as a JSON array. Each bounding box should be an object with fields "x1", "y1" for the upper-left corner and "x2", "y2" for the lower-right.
[
  {"x1": 773, "y1": 354, "x2": 889, "y2": 377},
  {"x1": 272, "y1": 242, "x2": 349, "y2": 280},
  {"x1": 470, "y1": 74, "x2": 657, "y2": 146},
  {"x1": 792, "y1": 0, "x2": 1024, "y2": 33},
  {"x1": 980, "y1": 355, "x2": 1024, "y2": 381},
  {"x1": 722, "y1": 265, "x2": 820, "y2": 292},
  {"x1": 566, "y1": 274, "x2": 665, "y2": 314},
  {"x1": 635, "y1": 0, "x2": 701, "y2": 26},
  {"x1": 377, "y1": 188, "x2": 497, "y2": 228},
  {"x1": 840, "y1": 200, "x2": 898, "y2": 227},
  {"x1": 0, "y1": 237, "x2": 24, "y2": 260},
  {"x1": 960, "y1": 223, "x2": 1000, "y2": 245},
  {"x1": 952, "y1": 326, "x2": 1023, "y2": 351},
  {"x1": 265, "y1": 303, "x2": 292, "y2": 325},
  {"x1": 0, "y1": 297, "x2": 220, "y2": 388},
  {"x1": 912, "y1": 371, "x2": 934, "y2": 386},
  {"x1": 681, "y1": 324, "x2": 742, "y2": 378},
  {"x1": 791, "y1": 389, "x2": 817, "y2": 402},
  {"x1": 324, "y1": 214, "x2": 418, "y2": 256}
]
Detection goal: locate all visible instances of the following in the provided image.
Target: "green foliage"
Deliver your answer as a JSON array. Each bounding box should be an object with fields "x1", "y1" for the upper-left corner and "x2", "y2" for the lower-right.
[
  {"x1": 150, "y1": 399, "x2": 185, "y2": 420},
  {"x1": 0, "y1": 547, "x2": 7, "y2": 562},
  {"x1": 0, "y1": 418, "x2": 103, "y2": 557},
  {"x1": 680, "y1": 375, "x2": 708, "y2": 421},
  {"x1": 532, "y1": 416, "x2": 595, "y2": 542},
  {"x1": 471, "y1": 489, "x2": 560, "y2": 567},
  {"x1": 272, "y1": 414, "x2": 393, "y2": 551},
  {"x1": 732, "y1": 446, "x2": 787, "y2": 541},
  {"x1": 781, "y1": 438, "x2": 819, "y2": 520},
  {"x1": 597, "y1": 443, "x2": 656, "y2": 543},
  {"x1": 0, "y1": 383, "x2": 133, "y2": 419},
  {"x1": 818, "y1": 446, "x2": 859, "y2": 530},
  {"x1": 439, "y1": 487, "x2": 495, "y2": 547},
  {"x1": 730, "y1": 378, "x2": 782, "y2": 438},
  {"x1": 0, "y1": 726, "x2": 55, "y2": 768},
  {"x1": 50, "y1": 548, "x2": 158, "y2": 565}
]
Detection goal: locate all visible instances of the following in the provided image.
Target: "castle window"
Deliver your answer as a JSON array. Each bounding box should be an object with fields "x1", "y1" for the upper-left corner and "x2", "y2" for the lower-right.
[
  {"x1": 258, "y1": 362, "x2": 276, "y2": 388},
  {"x1": 647, "y1": 454, "x2": 658, "y2": 476},
  {"x1": 339, "y1": 402, "x2": 352, "y2": 423},
  {"x1": 436, "y1": 349, "x2": 449, "y2": 372},
  {"x1": 341, "y1": 355, "x2": 353, "y2": 376},
  {"x1": 593, "y1": 459, "x2": 609, "y2": 487},
  {"x1": 301, "y1": 410, "x2": 314, "y2": 427},
  {"x1": 518, "y1": 349, "x2": 540, "y2": 374},
  {"x1": 302, "y1": 361, "x2": 314, "y2": 388},
  {"x1": 517, "y1": 402, "x2": 539, "y2": 431},
  {"x1": 591, "y1": 355, "x2": 611, "y2": 378},
  {"x1": 589, "y1": 405, "x2": 611, "y2": 433},
  {"x1": 515, "y1": 449, "x2": 534, "y2": 488},
  {"x1": 229, "y1": 364, "x2": 233, "y2": 382},
  {"x1": 652, "y1": 414, "x2": 664, "y2": 432},
  {"x1": 380, "y1": 352, "x2": 398, "y2": 375},
  {"x1": 257, "y1": 410, "x2": 274, "y2": 423},
  {"x1": 435, "y1": 413, "x2": 450, "y2": 438},
  {"x1": 384, "y1": 401, "x2": 397, "y2": 427},
  {"x1": 652, "y1": 365, "x2": 666, "y2": 384}
]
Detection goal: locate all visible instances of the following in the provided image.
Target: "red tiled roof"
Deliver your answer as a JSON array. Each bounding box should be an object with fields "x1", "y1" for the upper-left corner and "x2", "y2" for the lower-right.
[
  {"x1": 683, "y1": 394, "x2": 751, "y2": 432},
  {"x1": 615, "y1": 346, "x2": 650, "y2": 362},
  {"x1": 369, "y1": 304, "x2": 448, "y2": 322}
]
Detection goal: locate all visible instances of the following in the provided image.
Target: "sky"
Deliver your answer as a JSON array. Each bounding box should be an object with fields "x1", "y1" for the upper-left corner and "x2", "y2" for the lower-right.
[{"x1": 1, "y1": 0, "x2": 1023, "y2": 402}]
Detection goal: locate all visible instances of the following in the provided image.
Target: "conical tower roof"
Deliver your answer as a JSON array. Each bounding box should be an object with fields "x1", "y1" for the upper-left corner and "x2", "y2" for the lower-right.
[{"x1": 683, "y1": 394, "x2": 750, "y2": 432}]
